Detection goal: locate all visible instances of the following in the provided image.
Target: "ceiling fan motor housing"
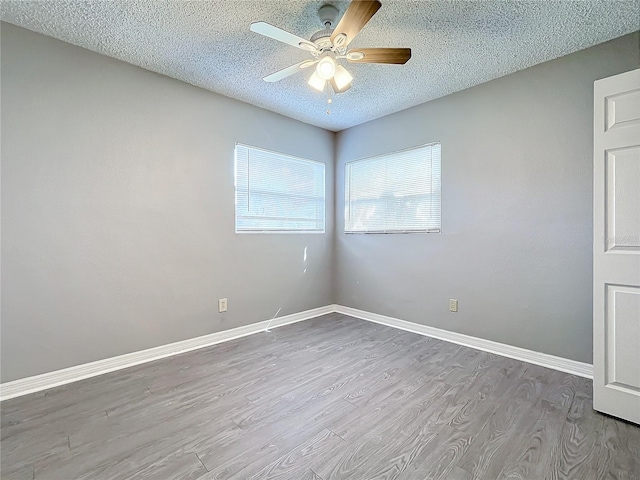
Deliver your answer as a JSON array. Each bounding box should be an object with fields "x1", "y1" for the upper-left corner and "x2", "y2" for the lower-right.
[{"x1": 310, "y1": 28, "x2": 334, "y2": 48}]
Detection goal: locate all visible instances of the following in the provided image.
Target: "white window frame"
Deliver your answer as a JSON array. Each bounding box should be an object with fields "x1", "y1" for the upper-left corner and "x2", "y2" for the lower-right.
[
  {"x1": 344, "y1": 143, "x2": 441, "y2": 234},
  {"x1": 234, "y1": 143, "x2": 326, "y2": 234}
]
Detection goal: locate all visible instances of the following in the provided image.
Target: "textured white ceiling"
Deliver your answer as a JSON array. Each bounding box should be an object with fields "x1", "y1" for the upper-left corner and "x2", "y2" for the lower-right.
[{"x1": 1, "y1": 1, "x2": 638, "y2": 131}]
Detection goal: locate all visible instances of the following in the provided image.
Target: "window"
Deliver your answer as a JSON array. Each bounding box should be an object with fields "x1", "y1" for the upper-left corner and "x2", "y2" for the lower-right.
[
  {"x1": 235, "y1": 144, "x2": 325, "y2": 233},
  {"x1": 344, "y1": 143, "x2": 441, "y2": 233}
]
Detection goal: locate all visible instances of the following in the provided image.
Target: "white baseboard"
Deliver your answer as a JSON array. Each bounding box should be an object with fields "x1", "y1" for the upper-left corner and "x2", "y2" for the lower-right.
[
  {"x1": 334, "y1": 305, "x2": 593, "y2": 379},
  {"x1": 0, "y1": 305, "x2": 335, "y2": 401},
  {"x1": 1, "y1": 303, "x2": 593, "y2": 401}
]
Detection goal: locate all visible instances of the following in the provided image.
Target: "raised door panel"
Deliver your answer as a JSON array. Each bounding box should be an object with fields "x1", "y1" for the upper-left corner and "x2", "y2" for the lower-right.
[
  {"x1": 606, "y1": 146, "x2": 640, "y2": 252},
  {"x1": 606, "y1": 88, "x2": 640, "y2": 131},
  {"x1": 606, "y1": 284, "x2": 640, "y2": 393}
]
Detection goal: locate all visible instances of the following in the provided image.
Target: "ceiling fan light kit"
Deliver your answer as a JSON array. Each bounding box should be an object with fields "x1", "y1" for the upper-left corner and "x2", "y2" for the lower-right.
[
  {"x1": 316, "y1": 56, "x2": 337, "y2": 80},
  {"x1": 308, "y1": 71, "x2": 327, "y2": 92},
  {"x1": 332, "y1": 65, "x2": 354, "y2": 92},
  {"x1": 251, "y1": 0, "x2": 411, "y2": 95}
]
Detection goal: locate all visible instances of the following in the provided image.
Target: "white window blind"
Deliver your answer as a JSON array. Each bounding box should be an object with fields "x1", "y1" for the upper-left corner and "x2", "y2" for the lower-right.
[
  {"x1": 235, "y1": 144, "x2": 325, "y2": 233},
  {"x1": 345, "y1": 143, "x2": 441, "y2": 233}
]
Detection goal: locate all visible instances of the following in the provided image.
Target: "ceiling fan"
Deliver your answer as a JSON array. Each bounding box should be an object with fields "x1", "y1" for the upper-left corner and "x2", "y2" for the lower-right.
[{"x1": 250, "y1": 0, "x2": 411, "y2": 94}]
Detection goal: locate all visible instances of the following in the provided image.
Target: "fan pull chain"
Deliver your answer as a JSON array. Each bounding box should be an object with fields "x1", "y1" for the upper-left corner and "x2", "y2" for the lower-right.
[{"x1": 326, "y1": 87, "x2": 333, "y2": 115}]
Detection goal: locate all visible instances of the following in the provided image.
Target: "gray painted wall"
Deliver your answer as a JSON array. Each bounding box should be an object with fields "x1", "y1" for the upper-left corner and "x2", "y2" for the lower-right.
[
  {"x1": 2, "y1": 21, "x2": 637, "y2": 382},
  {"x1": 1, "y1": 23, "x2": 334, "y2": 382},
  {"x1": 335, "y1": 32, "x2": 639, "y2": 364}
]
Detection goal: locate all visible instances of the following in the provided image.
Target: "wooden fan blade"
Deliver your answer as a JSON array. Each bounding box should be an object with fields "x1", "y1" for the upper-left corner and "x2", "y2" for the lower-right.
[
  {"x1": 347, "y1": 48, "x2": 411, "y2": 64},
  {"x1": 263, "y1": 60, "x2": 317, "y2": 83},
  {"x1": 250, "y1": 22, "x2": 318, "y2": 52},
  {"x1": 330, "y1": 0, "x2": 381, "y2": 48}
]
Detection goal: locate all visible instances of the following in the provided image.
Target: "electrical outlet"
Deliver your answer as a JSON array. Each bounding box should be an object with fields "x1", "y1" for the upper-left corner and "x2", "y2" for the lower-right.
[
  {"x1": 449, "y1": 299, "x2": 458, "y2": 312},
  {"x1": 218, "y1": 298, "x2": 227, "y2": 313}
]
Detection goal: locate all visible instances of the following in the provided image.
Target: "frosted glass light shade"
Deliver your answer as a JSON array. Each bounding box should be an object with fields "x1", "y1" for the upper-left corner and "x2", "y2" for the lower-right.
[
  {"x1": 333, "y1": 65, "x2": 353, "y2": 91},
  {"x1": 308, "y1": 71, "x2": 326, "y2": 92},
  {"x1": 316, "y1": 56, "x2": 336, "y2": 80}
]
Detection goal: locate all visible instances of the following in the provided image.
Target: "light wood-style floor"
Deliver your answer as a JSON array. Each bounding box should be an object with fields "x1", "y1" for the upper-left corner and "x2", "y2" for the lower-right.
[{"x1": 2, "y1": 313, "x2": 639, "y2": 480}]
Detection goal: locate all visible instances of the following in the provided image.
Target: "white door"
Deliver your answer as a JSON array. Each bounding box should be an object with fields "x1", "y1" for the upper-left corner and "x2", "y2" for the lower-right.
[{"x1": 593, "y1": 68, "x2": 640, "y2": 425}]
